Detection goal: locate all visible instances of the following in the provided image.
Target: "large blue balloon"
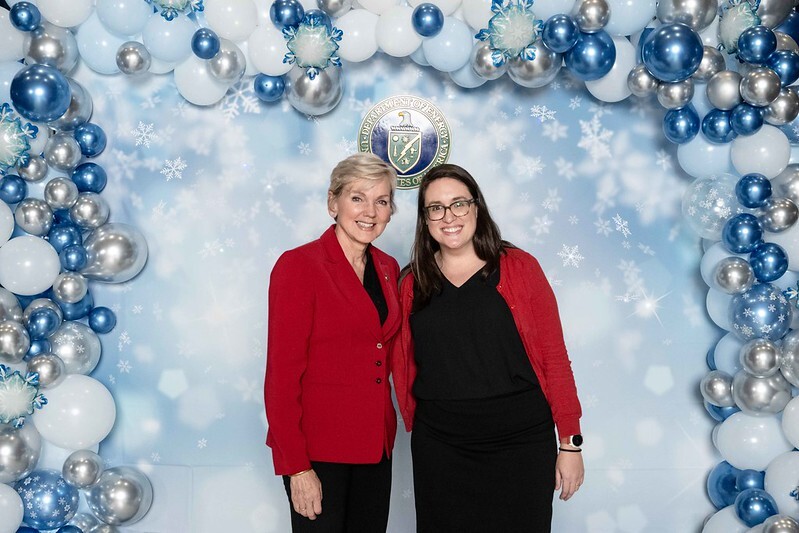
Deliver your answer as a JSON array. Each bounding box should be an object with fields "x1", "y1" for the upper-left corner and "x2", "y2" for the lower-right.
[
  {"x1": 641, "y1": 23, "x2": 703, "y2": 82},
  {"x1": 254, "y1": 74, "x2": 285, "y2": 102},
  {"x1": 766, "y1": 50, "x2": 799, "y2": 86},
  {"x1": 74, "y1": 123, "x2": 107, "y2": 158},
  {"x1": 412, "y1": 3, "x2": 444, "y2": 38},
  {"x1": 708, "y1": 461, "x2": 741, "y2": 509},
  {"x1": 776, "y1": 9, "x2": 799, "y2": 45},
  {"x1": 731, "y1": 103, "x2": 765, "y2": 136},
  {"x1": 663, "y1": 105, "x2": 700, "y2": 144},
  {"x1": 749, "y1": 242, "x2": 788, "y2": 282},
  {"x1": 9, "y1": 2, "x2": 41, "y2": 32},
  {"x1": 71, "y1": 162, "x2": 107, "y2": 193},
  {"x1": 191, "y1": 28, "x2": 220, "y2": 60},
  {"x1": 702, "y1": 109, "x2": 737, "y2": 144},
  {"x1": 9, "y1": 64, "x2": 72, "y2": 123},
  {"x1": 723, "y1": 213, "x2": 763, "y2": 253},
  {"x1": 270, "y1": 0, "x2": 304, "y2": 29},
  {"x1": 730, "y1": 283, "x2": 792, "y2": 342},
  {"x1": 738, "y1": 25, "x2": 777, "y2": 65},
  {"x1": 736, "y1": 173, "x2": 772, "y2": 208},
  {"x1": 734, "y1": 488, "x2": 778, "y2": 527},
  {"x1": 15, "y1": 470, "x2": 79, "y2": 530},
  {"x1": 542, "y1": 14, "x2": 579, "y2": 53},
  {"x1": 564, "y1": 30, "x2": 616, "y2": 81}
]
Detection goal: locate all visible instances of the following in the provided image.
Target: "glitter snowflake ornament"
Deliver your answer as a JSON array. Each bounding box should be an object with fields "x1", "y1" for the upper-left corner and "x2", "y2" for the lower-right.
[
  {"x1": 476, "y1": 0, "x2": 543, "y2": 67},
  {"x1": 147, "y1": 0, "x2": 204, "y2": 21},
  {"x1": 0, "y1": 103, "x2": 37, "y2": 176},
  {"x1": 718, "y1": 0, "x2": 761, "y2": 54},
  {"x1": 0, "y1": 365, "x2": 46, "y2": 427},
  {"x1": 283, "y1": 13, "x2": 343, "y2": 80}
]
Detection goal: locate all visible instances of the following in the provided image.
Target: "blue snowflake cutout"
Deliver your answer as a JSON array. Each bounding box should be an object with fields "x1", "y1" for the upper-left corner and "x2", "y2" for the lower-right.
[
  {"x1": 0, "y1": 364, "x2": 46, "y2": 428},
  {"x1": 476, "y1": 0, "x2": 543, "y2": 67},
  {"x1": 283, "y1": 12, "x2": 342, "y2": 80},
  {"x1": 0, "y1": 103, "x2": 37, "y2": 177},
  {"x1": 784, "y1": 282, "x2": 799, "y2": 307},
  {"x1": 718, "y1": 0, "x2": 761, "y2": 53},
  {"x1": 147, "y1": 0, "x2": 204, "y2": 21}
]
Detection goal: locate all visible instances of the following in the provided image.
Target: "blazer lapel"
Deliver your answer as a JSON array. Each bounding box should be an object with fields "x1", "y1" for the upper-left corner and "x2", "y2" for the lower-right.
[{"x1": 373, "y1": 254, "x2": 400, "y2": 339}]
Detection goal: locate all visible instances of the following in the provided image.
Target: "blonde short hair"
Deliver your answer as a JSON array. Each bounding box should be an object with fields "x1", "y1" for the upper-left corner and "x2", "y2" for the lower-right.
[{"x1": 329, "y1": 153, "x2": 398, "y2": 213}]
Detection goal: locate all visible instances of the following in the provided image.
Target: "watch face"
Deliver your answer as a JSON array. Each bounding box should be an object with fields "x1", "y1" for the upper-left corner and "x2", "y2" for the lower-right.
[{"x1": 571, "y1": 434, "x2": 583, "y2": 447}]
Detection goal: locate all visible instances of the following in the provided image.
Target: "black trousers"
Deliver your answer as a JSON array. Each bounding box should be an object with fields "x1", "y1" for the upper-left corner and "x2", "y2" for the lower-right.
[{"x1": 282, "y1": 454, "x2": 392, "y2": 533}]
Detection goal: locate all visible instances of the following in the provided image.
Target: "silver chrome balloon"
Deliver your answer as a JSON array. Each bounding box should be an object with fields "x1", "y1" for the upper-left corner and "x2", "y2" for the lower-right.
[
  {"x1": 740, "y1": 67, "x2": 782, "y2": 107},
  {"x1": 14, "y1": 198, "x2": 53, "y2": 237},
  {"x1": 286, "y1": 66, "x2": 343, "y2": 116},
  {"x1": 706, "y1": 70, "x2": 742, "y2": 110},
  {"x1": 27, "y1": 353, "x2": 66, "y2": 389},
  {"x1": 757, "y1": 0, "x2": 795, "y2": 28},
  {"x1": 81, "y1": 223, "x2": 148, "y2": 283},
  {"x1": 656, "y1": 0, "x2": 717, "y2": 31},
  {"x1": 765, "y1": 87, "x2": 799, "y2": 125},
  {"x1": 714, "y1": 256, "x2": 754, "y2": 294},
  {"x1": 0, "y1": 320, "x2": 30, "y2": 364},
  {"x1": 759, "y1": 197, "x2": 799, "y2": 232},
  {"x1": 17, "y1": 155, "x2": 49, "y2": 182},
  {"x1": 0, "y1": 423, "x2": 41, "y2": 484},
  {"x1": 570, "y1": 0, "x2": 610, "y2": 33},
  {"x1": 23, "y1": 22, "x2": 79, "y2": 73},
  {"x1": 44, "y1": 176, "x2": 80, "y2": 210},
  {"x1": 470, "y1": 41, "x2": 508, "y2": 80},
  {"x1": 774, "y1": 164, "x2": 799, "y2": 203},
  {"x1": 52, "y1": 272, "x2": 88, "y2": 304},
  {"x1": 49, "y1": 79, "x2": 93, "y2": 132},
  {"x1": 70, "y1": 192, "x2": 110, "y2": 229},
  {"x1": 657, "y1": 79, "x2": 694, "y2": 109},
  {"x1": 507, "y1": 43, "x2": 562, "y2": 88},
  {"x1": 208, "y1": 39, "x2": 246, "y2": 84},
  {"x1": 63, "y1": 449, "x2": 105, "y2": 489},
  {"x1": 700, "y1": 369, "x2": 735, "y2": 407},
  {"x1": 693, "y1": 46, "x2": 725, "y2": 82},
  {"x1": 23, "y1": 298, "x2": 63, "y2": 325},
  {"x1": 763, "y1": 514, "x2": 799, "y2": 533},
  {"x1": 732, "y1": 369, "x2": 792, "y2": 415},
  {"x1": 775, "y1": 31, "x2": 799, "y2": 52},
  {"x1": 86, "y1": 466, "x2": 154, "y2": 526},
  {"x1": 0, "y1": 288, "x2": 23, "y2": 323},
  {"x1": 71, "y1": 513, "x2": 101, "y2": 531},
  {"x1": 116, "y1": 41, "x2": 152, "y2": 76},
  {"x1": 49, "y1": 321, "x2": 101, "y2": 375},
  {"x1": 628, "y1": 64, "x2": 659, "y2": 97},
  {"x1": 740, "y1": 338, "x2": 782, "y2": 377},
  {"x1": 317, "y1": 0, "x2": 352, "y2": 16},
  {"x1": 781, "y1": 330, "x2": 799, "y2": 386},
  {"x1": 44, "y1": 133, "x2": 82, "y2": 171}
]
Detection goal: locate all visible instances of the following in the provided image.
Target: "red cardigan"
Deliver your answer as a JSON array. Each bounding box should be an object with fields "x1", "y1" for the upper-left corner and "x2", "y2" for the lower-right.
[
  {"x1": 264, "y1": 225, "x2": 401, "y2": 475},
  {"x1": 391, "y1": 247, "x2": 582, "y2": 438}
]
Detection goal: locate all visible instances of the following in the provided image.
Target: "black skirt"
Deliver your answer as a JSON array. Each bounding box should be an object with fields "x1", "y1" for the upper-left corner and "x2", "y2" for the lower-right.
[{"x1": 411, "y1": 387, "x2": 557, "y2": 533}]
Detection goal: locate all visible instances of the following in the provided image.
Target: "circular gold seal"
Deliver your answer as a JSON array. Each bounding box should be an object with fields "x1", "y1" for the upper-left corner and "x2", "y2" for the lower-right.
[{"x1": 357, "y1": 95, "x2": 452, "y2": 189}]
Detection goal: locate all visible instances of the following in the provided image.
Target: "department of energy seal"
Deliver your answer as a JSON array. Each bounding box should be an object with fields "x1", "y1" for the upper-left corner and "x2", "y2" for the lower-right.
[{"x1": 358, "y1": 95, "x2": 451, "y2": 189}]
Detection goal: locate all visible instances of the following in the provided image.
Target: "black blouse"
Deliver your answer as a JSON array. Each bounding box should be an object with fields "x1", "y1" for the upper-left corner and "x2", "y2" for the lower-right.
[{"x1": 363, "y1": 247, "x2": 388, "y2": 325}]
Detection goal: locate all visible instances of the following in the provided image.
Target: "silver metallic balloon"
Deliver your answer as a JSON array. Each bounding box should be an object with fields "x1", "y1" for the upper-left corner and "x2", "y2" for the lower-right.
[
  {"x1": 14, "y1": 198, "x2": 53, "y2": 237},
  {"x1": 470, "y1": 41, "x2": 507, "y2": 80},
  {"x1": 657, "y1": 79, "x2": 694, "y2": 109},
  {"x1": 570, "y1": 0, "x2": 610, "y2": 33},
  {"x1": 775, "y1": 31, "x2": 799, "y2": 52},
  {"x1": 17, "y1": 155, "x2": 49, "y2": 182},
  {"x1": 764, "y1": 514, "x2": 799, "y2": 533},
  {"x1": 693, "y1": 46, "x2": 725, "y2": 82},
  {"x1": 317, "y1": 0, "x2": 352, "y2": 17},
  {"x1": 81, "y1": 223, "x2": 148, "y2": 283},
  {"x1": 757, "y1": 0, "x2": 795, "y2": 28},
  {"x1": 507, "y1": 43, "x2": 562, "y2": 88},
  {"x1": 774, "y1": 164, "x2": 799, "y2": 203},
  {"x1": 740, "y1": 338, "x2": 782, "y2": 377},
  {"x1": 52, "y1": 272, "x2": 88, "y2": 304},
  {"x1": 70, "y1": 513, "x2": 101, "y2": 532},
  {"x1": 23, "y1": 22, "x2": 79, "y2": 73},
  {"x1": 759, "y1": 197, "x2": 799, "y2": 232},
  {"x1": 700, "y1": 369, "x2": 735, "y2": 407},
  {"x1": 706, "y1": 70, "x2": 742, "y2": 110},
  {"x1": 714, "y1": 256, "x2": 754, "y2": 294},
  {"x1": 44, "y1": 176, "x2": 80, "y2": 210},
  {"x1": 0, "y1": 423, "x2": 41, "y2": 484},
  {"x1": 740, "y1": 67, "x2": 782, "y2": 107},
  {"x1": 116, "y1": 41, "x2": 152, "y2": 76},
  {"x1": 732, "y1": 369, "x2": 792, "y2": 415},
  {"x1": 781, "y1": 329, "x2": 799, "y2": 386},
  {"x1": 0, "y1": 288, "x2": 23, "y2": 323},
  {"x1": 286, "y1": 66, "x2": 343, "y2": 116},
  {"x1": 70, "y1": 192, "x2": 110, "y2": 229},
  {"x1": 44, "y1": 133, "x2": 82, "y2": 171},
  {"x1": 627, "y1": 64, "x2": 659, "y2": 97},
  {"x1": 63, "y1": 449, "x2": 105, "y2": 489},
  {"x1": 49, "y1": 321, "x2": 101, "y2": 375},
  {"x1": 87, "y1": 466, "x2": 154, "y2": 526},
  {"x1": 0, "y1": 320, "x2": 30, "y2": 364},
  {"x1": 49, "y1": 79, "x2": 93, "y2": 132},
  {"x1": 23, "y1": 298, "x2": 62, "y2": 325},
  {"x1": 27, "y1": 353, "x2": 66, "y2": 389},
  {"x1": 656, "y1": 0, "x2": 717, "y2": 31},
  {"x1": 208, "y1": 39, "x2": 246, "y2": 84},
  {"x1": 765, "y1": 87, "x2": 799, "y2": 125}
]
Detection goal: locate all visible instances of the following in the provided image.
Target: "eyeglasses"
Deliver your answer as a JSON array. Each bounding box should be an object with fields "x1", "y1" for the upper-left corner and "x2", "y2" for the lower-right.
[{"x1": 424, "y1": 199, "x2": 476, "y2": 221}]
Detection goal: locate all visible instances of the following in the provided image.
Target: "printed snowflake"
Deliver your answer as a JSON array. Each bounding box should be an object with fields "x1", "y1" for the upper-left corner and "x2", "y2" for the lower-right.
[
  {"x1": 0, "y1": 103, "x2": 37, "y2": 175},
  {"x1": 161, "y1": 157, "x2": 187, "y2": 181},
  {"x1": 542, "y1": 189, "x2": 561, "y2": 212},
  {"x1": 613, "y1": 214, "x2": 631, "y2": 237},
  {"x1": 557, "y1": 244, "x2": 585, "y2": 268},
  {"x1": 569, "y1": 96, "x2": 582, "y2": 109},
  {"x1": 595, "y1": 218, "x2": 612, "y2": 235},
  {"x1": 554, "y1": 158, "x2": 576, "y2": 180},
  {"x1": 785, "y1": 283, "x2": 799, "y2": 306},
  {"x1": 578, "y1": 116, "x2": 613, "y2": 161},
  {"x1": 132, "y1": 122, "x2": 157, "y2": 148},
  {"x1": 542, "y1": 120, "x2": 567, "y2": 142},
  {"x1": 284, "y1": 12, "x2": 342, "y2": 80},
  {"x1": 147, "y1": 0, "x2": 204, "y2": 21},
  {"x1": 0, "y1": 365, "x2": 47, "y2": 427},
  {"x1": 476, "y1": 0, "x2": 543, "y2": 66},
  {"x1": 531, "y1": 215, "x2": 552, "y2": 235},
  {"x1": 221, "y1": 80, "x2": 261, "y2": 121},
  {"x1": 719, "y1": 0, "x2": 760, "y2": 53},
  {"x1": 530, "y1": 105, "x2": 556, "y2": 122}
]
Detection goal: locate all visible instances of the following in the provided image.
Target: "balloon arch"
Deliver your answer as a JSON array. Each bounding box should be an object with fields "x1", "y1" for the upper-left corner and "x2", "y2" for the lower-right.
[{"x1": 2, "y1": 0, "x2": 799, "y2": 531}]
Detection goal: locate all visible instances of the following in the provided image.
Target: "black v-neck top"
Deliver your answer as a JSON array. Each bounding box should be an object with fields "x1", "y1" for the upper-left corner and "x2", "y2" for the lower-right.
[
  {"x1": 363, "y1": 247, "x2": 388, "y2": 325},
  {"x1": 409, "y1": 266, "x2": 539, "y2": 400}
]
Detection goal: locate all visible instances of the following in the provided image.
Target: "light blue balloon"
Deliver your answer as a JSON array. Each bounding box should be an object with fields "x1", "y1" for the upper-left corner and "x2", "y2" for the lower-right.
[
  {"x1": 142, "y1": 13, "x2": 195, "y2": 63},
  {"x1": 421, "y1": 18, "x2": 473, "y2": 73},
  {"x1": 76, "y1": 13, "x2": 127, "y2": 75},
  {"x1": 410, "y1": 46, "x2": 430, "y2": 66},
  {"x1": 96, "y1": 0, "x2": 155, "y2": 37},
  {"x1": 449, "y1": 62, "x2": 487, "y2": 88},
  {"x1": 0, "y1": 61, "x2": 24, "y2": 106},
  {"x1": 677, "y1": 132, "x2": 736, "y2": 178}
]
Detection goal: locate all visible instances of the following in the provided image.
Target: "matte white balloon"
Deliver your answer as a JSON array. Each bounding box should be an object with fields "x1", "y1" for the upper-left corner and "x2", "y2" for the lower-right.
[
  {"x1": 336, "y1": 9, "x2": 380, "y2": 63},
  {"x1": 204, "y1": 0, "x2": 259, "y2": 42},
  {"x1": 605, "y1": 0, "x2": 656, "y2": 36},
  {"x1": 461, "y1": 0, "x2": 492, "y2": 31},
  {"x1": 376, "y1": 6, "x2": 422, "y2": 57},
  {"x1": 247, "y1": 26, "x2": 294, "y2": 75},
  {"x1": 0, "y1": 236, "x2": 61, "y2": 296},
  {"x1": 37, "y1": 0, "x2": 94, "y2": 28},
  {"x1": 360, "y1": 0, "x2": 399, "y2": 15},
  {"x1": 0, "y1": 483, "x2": 24, "y2": 533},
  {"x1": 765, "y1": 451, "x2": 799, "y2": 520},
  {"x1": 0, "y1": 11, "x2": 25, "y2": 62},
  {"x1": 716, "y1": 412, "x2": 793, "y2": 470},
  {"x1": 731, "y1": 125, "x2": 790, "y2": 178},
  {"x1": 174, "y1": 55, "x2": 231, "y2": 107}
]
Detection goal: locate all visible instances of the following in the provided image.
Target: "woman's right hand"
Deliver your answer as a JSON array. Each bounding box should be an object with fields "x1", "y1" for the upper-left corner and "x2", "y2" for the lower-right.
[{"x1": 289, "y1": 469, "x2": 323, "y2": 520}]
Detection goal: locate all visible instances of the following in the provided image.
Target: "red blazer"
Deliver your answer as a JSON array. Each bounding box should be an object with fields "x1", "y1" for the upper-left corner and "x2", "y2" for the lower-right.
[{"x1": 264, "y1": 225, "x2": 401, "y2": 476}]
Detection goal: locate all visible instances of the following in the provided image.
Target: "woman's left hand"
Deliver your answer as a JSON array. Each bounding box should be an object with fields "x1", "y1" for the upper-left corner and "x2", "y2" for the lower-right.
[{"x1": 554, "y1": 450, "x2": 584, "y2": 501}]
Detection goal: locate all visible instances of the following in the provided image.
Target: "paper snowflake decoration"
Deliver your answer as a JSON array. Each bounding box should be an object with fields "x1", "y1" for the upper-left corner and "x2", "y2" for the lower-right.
[
  {"x1": 718, "y1": 0, "x2": 761, "y2": 53},
  {"x1": 147, "y1": 0, "x2": 204, "y2": 21},
  {"x1": 0, "y1": 365, "x2": 46, "y2": 428},
  {"x1": 283, "y1": 12, "x2": 342, "y2": 80},
  {"x1": 0, "y1": 103, "x2": 37, "y2": 176},
  {"x1": 476, "y1": 0, "x2": 543, "y2": 67},
  {"x1": 784, "y1": 283, "x2": 799, "y2": 306}
]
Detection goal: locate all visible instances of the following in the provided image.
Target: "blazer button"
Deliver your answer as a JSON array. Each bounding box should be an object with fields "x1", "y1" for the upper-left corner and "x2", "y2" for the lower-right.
[
  {"x1": 375, "y1": 378, "x2": 383, "y2": 384},
  {"x1": 376, "y1": 342, "x2": 383, "y2": 349},
  {"x1": 375, "y1": 360, "x2": 382, "y2": 366}
]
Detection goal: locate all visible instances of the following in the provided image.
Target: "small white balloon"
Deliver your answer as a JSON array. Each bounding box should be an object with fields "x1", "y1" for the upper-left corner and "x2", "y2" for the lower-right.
[
  {"x1": 376, "y1": 6, "x2": 422, "y2": 57},
  {"x1": 360, "y1": 0, "x2": 399, "y2": 15},
  {"x1": 247, "y1": 26, "x2": 294, "y2": 75},
  {"x1": 204, "y1": 0, "x2": 259, "y2": 42},
  {"x1": 604, "y1": 0, "x2": 656, "y2": 36},
  {"x1": 461, "y1": 0, "x2": 491, "y2": 30},
  {"x1": 37, "y1": 0, "x2": 94, "y2": 28},
  {"x1": 174, "y1": 55, "x2": 231, "y2": 107}
]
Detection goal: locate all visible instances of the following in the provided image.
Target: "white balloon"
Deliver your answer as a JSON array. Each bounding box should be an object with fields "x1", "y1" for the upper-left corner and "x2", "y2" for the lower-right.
[
  {"x1": 142, "y1": 11, "x2": 195, "y2": 63},
  {"x1": 706, "y1": 288, "x2": 733, "y2": 331},
  {"x1": 0, "y1": 482, "x2": 23, "y2": 533},
  {"x1": 336, "y1": 9, "x2": 380, "y2": 62},
  {"x1": 75, "y1": 13, "x2": 127, "y2": 75},
  {"x1": 585, "y1": 35, "x2": 636, "y2": 102},
  {"x1": 0, "y1": 61, "x2": 24, "y2": 106},
  {"x1": 532, "y1": 0, "x2": 576, "y2": 21},
  {"x1": 37, "y1": 0, "x2": 94, "y2": 28},
  {"x1": 0, "y1": 11, "x2": 25, "y2": 63},
  {"x1": 677, "y1": 133, "x2": 736, "y2": 178},
  {"x1": 702, "y1": 506, "x2": 748, "y2": 533},
  {"x1": 713, "y1": 332, "x2": 744, "y2": 375},
  {"x1": 0, "y1": 202, "x2": 13, "y2": 248},
  {"x1": 174, "y1": 55, "x2": 231, "y2": 106},
  {"x1": 247, "y1": 25, "x2": 293, "y2": 75},
  {"x1": 408, "y1": 0, "x2": 462, "y2": 16},
  {"x1": 782, "y1": 397, "x2": 799, "y2": 448},
  {"x1": 461, "y1": 0, "x2": 491, "y2": 31},
  {"x1": 731, "y1": 125, "x2": 791, "y2": 178},
  {"x1": 716, "y1": 412, "x2": 793, "y2": 470},
  {"x1": 604, "y1": 0, "x2": 656, "y2": 36},
  {"x1": 204, "y1": 0, "x2": 259, "y2": 41},
  {"x1": 422, "y1": 17, "x2": 473, "y2": 72},
  {"x1": 96, "y1": 0, "x2": 155, "y2": 37},
  {"x1": 376, "y1": 6, "x2": 423, "y2": 57},
  {"x1": 359, "y1": 0, "x2": 399, "y2": 15},
  {"x1": 450, "y1": 61, "x2": 488, "y2": 88},
  {"x1": 236, "y1": 40, "x2": 259, "y2": 77},
  {"x1": 149, "y1": 56, "x2": 177, "y2": 75},
  {"x1": 0, "y1": 236, "x2": 61, "y2": 296},
  {"x1": 765, "y1": 451, "x2": 799, "y2": 519},
  {"x1": 32, "y1": 374, "x2": 116, "y2": 450}
]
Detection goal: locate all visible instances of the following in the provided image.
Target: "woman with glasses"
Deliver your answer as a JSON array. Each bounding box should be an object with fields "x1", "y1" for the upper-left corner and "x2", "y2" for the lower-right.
[
  {"x1": 392, "y1": 163, "x2": 584, "y2": 532},
  {"x1": 265, "y1": 153, "x2": 401, "y2": 532}
]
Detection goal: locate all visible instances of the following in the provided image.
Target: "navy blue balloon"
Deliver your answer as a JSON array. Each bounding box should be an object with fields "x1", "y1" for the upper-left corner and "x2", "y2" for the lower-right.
[
  {"x1": 723, "y1": 213, "x2": 763, "y2": 254},
  {"x1": 57, "y1": 527, "x2": 83, "y2": 533},
  {"x1": 27, "y1": 307, "x2": 60, "y2": 340},
  {"x1": 564, "y1": 30, "x2": 616, "y2": 81},
  {"x1": 304, "y1": 9, "x2": 332, "y2": 30},
  {"x1": 10, "y1": 64, "x2": 72, "y2": 123},
  {"x1": 191, "y1": 28, "x2": 220, "y2": 60},
  {"x1": 71, "y1": 162, "x2": 107, "y2": 193},
  {"x1": 738, "y1": 25, "x2": 777, "y2": 65},
  {"x1": 89, "y1": 306, "x2": 117, "y2": 334},
  {"x1": 706, "y1": 347, "x2": 716, "y2": 370},
  {"x1": 16, "y1": 527, "x2": 40, "y2": 533},
  {"x1": 542, "y1": 14, "x2": 580, "y2": 53},
  {"x1": 736, "y1": 173, "x2": 772, "y2": 208},
  {"x1": 776, "y1": 9, "x2": 799, "y2": 45},
  {"x1": 0, "y1": 175, "x2": 27, "y2": 204},
  {"x1": 52, "y1": 208, "x2": 71, "y2": 226},
  {"x1": 663, "y1": 104, "x2": 700, "y2": 144},
  {"x1": 731, "y1": 103, "x2": 765, "y2": 135},
  {"x1": 412, "y1": 3, "x2": 444, "y2": 37},
  {"x1": 702, "y1": 108, "x2": 737, "y2": 144},
  {"x1": 641, "y1": 23, "x2": 703, "y2": 82},
  {"x1": 27, "y1": 338, "x2": 51, "y2": 358},
  {"x1": 707, "y1": 461, "x2": 741, "y2": 509},
  {"x1": 735, "y1": 488, "x2": 778, "y2": 527},
  {"x1": 73, "y1": 123, "x2": 106, "y2": 158},
  {"x1": 270, "y1": 0, "x2": 305, "y2": 29},
  {"x1": 47, "y1": 224, "x2": 82, "y2": 254},
  {"x1": 253, "y1": 74, "x2": 285, "y2": 102},
  {"x1": 60, "y1": 243, "x2": 88, "y2": 271},
  {"x1": 705, "y1": 402, "x2": 740, "y2": 422},
  {"x1": 58, "y1": 290, "x2": 93, "y2": 320},
  {"x1": 749, "y1": 242, "x2": 788, "y2": 282},
  {"x1": 9, "y1": 2, "x2": 41, "y2": 32},
  {"x1": 736, "y1": 469, "x2": 765, "y2": 492},
  {"x1": 766, "y1": 50, "x2": 799, "y2": 86}
]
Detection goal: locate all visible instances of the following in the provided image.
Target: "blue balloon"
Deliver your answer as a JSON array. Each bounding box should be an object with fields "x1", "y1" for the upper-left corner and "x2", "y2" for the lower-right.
[
  {"x1": 736, "y1": 470, "x2": 765, "y2": 492},
  {"x1": 663, "y1": 105, "x2": 700, "y2": 144},
  {"x1": 706, "y1": 347, "x2": 716, "y2": 370},
  {"x1": 71, "y1": 162, "x2": 107, "y2": 193},
  {"x1": 9, "y1": 64, "x2": 72, "y2": 123},
  {"x1": 47, "y1": 224, "x2": 82, "y2": 254},
  {"x1": 730, "y1": 283, "x2": 792, "y2": 342},
  {"x1": 749, "y1": 242, "x2": 788, "y2": 282},
  {"x1": 27, "y1": 307, "x2": 60, "y2": 340},
  {"x1": 270, "y1": 0, "x2": 305, "y2": 29},
  {"x1": 412, "y1": 3, "x2": 444, "y2": 38},
  {"x1": 58, "y1": 290, "x2": 93, "y2": 320},
  {"x1": 9, "y1": 2, "x2": 41, "y2": 32},
  {"x1": 57, "y1": 527, "x2": 83, "y2": 533},
  {"x1": 702, "y1": 109, "x2": 737, "y2": 144},
  {"x1": 0, "y1": 175, "x2": 27, "y2": 204},
  {"x1": 304, "y1": 9, "x2": 332, "y2": 30},
  {"x1": 542, "y1": 14, "x2": 579, "y2": 53},
  {"x1": 776, "y1": 9, "x2": 799, "y2": 45},
  {"x1": 735, "y1": 488, "x2": 778, "y2": 527},
  {"x1": 708, "y1": 461, "x2": 741, "y2": 509},
  {"x1": 731, "y1": 103, "x2": 765, "y2": 136},
  {"x1": 73, "y1": 123, "x2": 107, "y2": 158},
  {"x1": 766, "y1": 50, "x2": 799, "y2": 86},
  {"x1": 738, "y1": 25, "x2": 777, "y2": 65},
  {"x1": 16, "y1": 527, "x2": 39, "y2": 533},
  {"x1": 52, "y1": 208, "x2": 71, "y2": 227},
  {"x1": 641, "y1": 23, "x2": 703, "y2": 82},
  {"x1": 27, "y1": 338, "x2": 51, "y2": 358},
  {"x1": 723, "y1": 213, "x2": 763, "y2": 254},
  {"x1": 705, "y1": 402, "x2": 740, "y2": 422},
  {"x1": 564, "y1": 30, "x2": 616, "y2": 81},
  {"x1": 89, "y1": 306, "x2": 117, "y2": 334},
  {"x1": 15, "y1": 470, "x2": 79, "y2": 530},
  {"x1": 60, "y1": 244, "x2": 88, "y2": 271},
  {"x1": 191, "y1": 28, "x2": 220, "y2": 60},
  {"x1": 736, "y1": 173, "x2": 772, "y2": 208},
  {"x1": 253, "y1": 74, "x2": 285, "y2": 102}
]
